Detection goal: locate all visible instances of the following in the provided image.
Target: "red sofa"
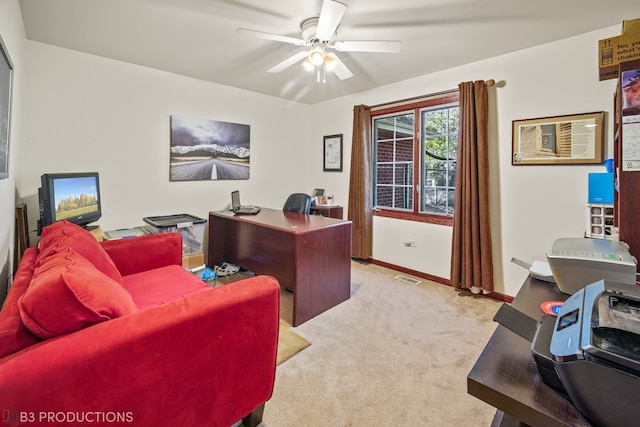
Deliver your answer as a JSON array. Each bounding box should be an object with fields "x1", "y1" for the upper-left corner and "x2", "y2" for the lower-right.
[{"x1": 0, "y1": 221, "x2": 280, "y2": 427}]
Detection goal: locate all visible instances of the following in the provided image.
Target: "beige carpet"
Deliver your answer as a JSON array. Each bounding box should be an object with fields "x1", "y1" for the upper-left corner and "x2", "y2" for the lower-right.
[
  {"x1": 261, "y1": 260, "x2": 502, "y2": 427},
  {"x1": 277, "y1": 320, "x2": 311, "y2": 365}
]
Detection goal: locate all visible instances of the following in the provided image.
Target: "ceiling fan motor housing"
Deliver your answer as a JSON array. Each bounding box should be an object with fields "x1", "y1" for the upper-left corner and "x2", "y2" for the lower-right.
[{"x1": 300, "y1": 17, "x2": 335, "y2": 44}]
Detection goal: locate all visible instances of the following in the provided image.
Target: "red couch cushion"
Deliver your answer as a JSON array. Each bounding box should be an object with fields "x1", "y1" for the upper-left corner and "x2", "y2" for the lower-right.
[
  {"x1": 100, "y1": 232, "x2": 183, "y2": 276},
  {"x1": 18, "y1": 248, "x2": 138, "y2": 339},
  {"x1": 37, "y1": 221, "x2": 123, "y2": 284},
  {"x1": 122, "y1": 265, "x2": 211, "y2": 310},
  {"x1": 0, "y1": 249, "x2": 41, "y2": 358}
]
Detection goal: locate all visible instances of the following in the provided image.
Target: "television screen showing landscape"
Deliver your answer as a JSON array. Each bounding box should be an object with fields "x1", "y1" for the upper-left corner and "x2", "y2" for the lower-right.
[{"x1": 53, "y1": 176, "x2": 99, "y2": 221}]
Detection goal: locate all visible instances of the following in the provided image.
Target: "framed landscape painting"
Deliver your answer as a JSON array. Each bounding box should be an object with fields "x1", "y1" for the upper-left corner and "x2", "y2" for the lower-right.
[{"x1": 169, "y1": 116, "x2": 251, "y2": 181}]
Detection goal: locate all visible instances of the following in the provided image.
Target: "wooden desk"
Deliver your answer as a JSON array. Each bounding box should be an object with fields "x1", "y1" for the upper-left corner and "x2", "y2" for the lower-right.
[
  {"x1": 310, "y1": 205, "x2": 343, "y2": 219},
  {"x1": 208, "y1": 208, "x2": 352, "y2": 326},
  {"x1": 467, "y1": 277, "x2": 592, "y2": 427}
]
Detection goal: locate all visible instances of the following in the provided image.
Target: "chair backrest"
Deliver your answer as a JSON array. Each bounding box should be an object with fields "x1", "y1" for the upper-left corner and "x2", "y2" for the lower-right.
[{"x1": 283, "y1": 193, "x2": 312, "y2": 214}]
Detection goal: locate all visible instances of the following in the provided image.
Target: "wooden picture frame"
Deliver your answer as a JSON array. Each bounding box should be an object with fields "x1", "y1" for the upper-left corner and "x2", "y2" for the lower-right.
[
  {"x1": 323, "y1": 134, "x2": 343, "y2": 172},
  {"x1": 512, "y1": 112, "x2": 604, "y2": 165},
  {"x1": 0, "y1": 35, "x2": 13, "y2": 180}
]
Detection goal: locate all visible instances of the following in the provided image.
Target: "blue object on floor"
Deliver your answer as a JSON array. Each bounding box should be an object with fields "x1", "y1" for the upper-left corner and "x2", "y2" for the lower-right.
[{"x1": 201, "y1": 267, "x2": 217, "y2": 281}]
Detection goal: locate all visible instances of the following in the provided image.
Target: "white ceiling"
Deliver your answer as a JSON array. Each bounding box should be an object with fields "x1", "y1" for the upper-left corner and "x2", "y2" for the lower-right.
[{"x1": 18, "y1": 0, "x2": 640, "y2": 104}]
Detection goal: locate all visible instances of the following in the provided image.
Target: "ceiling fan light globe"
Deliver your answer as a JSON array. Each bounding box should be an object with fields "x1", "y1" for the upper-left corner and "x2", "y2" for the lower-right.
[
  {"x1": 309, "y1": 47, "x2": 325, "y2": 66},
  {"x1": 302, "y1": 58, "x2": 315, "y2": 71}
]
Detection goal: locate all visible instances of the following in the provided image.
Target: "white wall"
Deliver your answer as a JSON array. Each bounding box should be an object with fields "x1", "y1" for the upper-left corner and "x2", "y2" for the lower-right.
[
  {"x1": 19, "y1": 42, "x2": 312, "y2": 245},
  {"x1": 0, "y1": 0, "x2": 26, "y2": 297},
  {"x1": 309, "y1": 26, "x2": 621, "y2": 297},
  {"x1": 13, "y1": 20, "x2": 627, "y2": 298}
]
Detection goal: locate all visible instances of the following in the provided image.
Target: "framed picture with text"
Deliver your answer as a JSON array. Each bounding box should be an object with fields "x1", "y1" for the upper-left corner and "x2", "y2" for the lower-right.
[
  {"x1": 512, "y1": 112, "x2": 604, "y2": 165},
  {"x1": 323, "y1": 134, "x2": 343, "y2": 172}
]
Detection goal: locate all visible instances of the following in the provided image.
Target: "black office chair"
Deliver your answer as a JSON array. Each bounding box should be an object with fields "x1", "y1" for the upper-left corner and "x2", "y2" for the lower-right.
[{"x1": 283, "y1": 193, "x2": 312, "y2": 214}]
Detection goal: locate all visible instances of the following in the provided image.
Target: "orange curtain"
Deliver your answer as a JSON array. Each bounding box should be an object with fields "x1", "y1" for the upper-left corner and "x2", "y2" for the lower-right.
[
  {"x1": 348, "y1": 105, "x2": 373, "y2": 259},
  {"x1": 450, "y1": 81, "x2": 493, "y2": 294}
]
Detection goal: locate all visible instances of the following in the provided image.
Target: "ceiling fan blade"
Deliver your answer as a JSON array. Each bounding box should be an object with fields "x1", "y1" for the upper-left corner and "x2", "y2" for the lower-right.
[
  {"x1": 326, "y1": 53, "x2": 353, "y2": 80},
  {"x1": 316, "y1": 0, "x2": 347, "y2": 41},
  {"x1": 334, "y1": 40, "x2": 402, "y2": 53},
  {"x1": 267, "y1": 51, "x2": 310, "y2": 73},
  {"x1": 236, "y1": 28, "x2": 308, "y2": 46}
]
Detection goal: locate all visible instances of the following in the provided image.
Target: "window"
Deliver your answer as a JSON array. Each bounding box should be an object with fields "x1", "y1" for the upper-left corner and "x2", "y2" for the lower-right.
[{"x1": 372, "y1": 93, "x2": 459, "y2": 224}]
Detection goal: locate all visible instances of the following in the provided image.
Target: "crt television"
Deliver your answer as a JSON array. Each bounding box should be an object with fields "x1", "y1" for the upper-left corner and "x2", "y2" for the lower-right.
[{"x1": 38, "y1": 172, "x2": 102, "y2": 235}]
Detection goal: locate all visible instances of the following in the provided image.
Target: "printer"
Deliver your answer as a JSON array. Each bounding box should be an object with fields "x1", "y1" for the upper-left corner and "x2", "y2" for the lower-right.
[
  {"x1": 546, "y1": 237, "x2": 637, "y2": 294},
  {"x1": 531, "y1": 280, "x2": 640, "y2": 427}
]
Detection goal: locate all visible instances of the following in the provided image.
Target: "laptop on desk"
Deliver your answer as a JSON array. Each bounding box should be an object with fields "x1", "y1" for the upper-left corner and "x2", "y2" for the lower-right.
[{"x1": 231, "y1": 190, "x2": 261, "y2": 215}]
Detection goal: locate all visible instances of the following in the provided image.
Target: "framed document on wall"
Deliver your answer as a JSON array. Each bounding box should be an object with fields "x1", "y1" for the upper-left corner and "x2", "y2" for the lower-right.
[
  {"x1": 323, "y1": 134, "x2": 343, "y2": 172},
  {"x1": 512, "y1": 112, "x2": 604, "y2": 166}
]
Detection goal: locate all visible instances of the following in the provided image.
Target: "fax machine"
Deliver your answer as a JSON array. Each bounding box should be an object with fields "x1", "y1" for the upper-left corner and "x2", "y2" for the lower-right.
[
  {"x1": 546, "y1": 237, "x2": 637, "y2": 294},
  {"x1": 531, "y1": 280, "x2": 640, "y2": 427}
]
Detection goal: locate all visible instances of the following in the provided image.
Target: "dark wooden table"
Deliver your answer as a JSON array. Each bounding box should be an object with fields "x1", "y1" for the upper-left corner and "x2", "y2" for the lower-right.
[
  {"x1": 208, "y1": 208, "x2": 352, "y2": 326},
  {"x1": 310, "y1": 205, "x2": 343, "y2": 219},
  {"x1": 467, "y1": 276, "x2": 592, "y2": 427}
]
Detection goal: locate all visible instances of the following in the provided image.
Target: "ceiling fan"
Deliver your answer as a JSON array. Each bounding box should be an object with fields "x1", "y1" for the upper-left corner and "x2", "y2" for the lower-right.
[{"x1": 236, "y1": 0, "x2": 402, "y2": 82}]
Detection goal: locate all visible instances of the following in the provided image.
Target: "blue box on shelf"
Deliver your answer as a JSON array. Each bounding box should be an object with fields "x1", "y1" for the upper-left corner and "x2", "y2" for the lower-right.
[{"x1": 588, "y1": 172, "x2": 614, "y2": 204}]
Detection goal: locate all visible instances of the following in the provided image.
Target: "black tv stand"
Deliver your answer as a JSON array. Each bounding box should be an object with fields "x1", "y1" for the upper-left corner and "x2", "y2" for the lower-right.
[{"x1": 84, "y1": 225, "x2": 99, "y2": 232}]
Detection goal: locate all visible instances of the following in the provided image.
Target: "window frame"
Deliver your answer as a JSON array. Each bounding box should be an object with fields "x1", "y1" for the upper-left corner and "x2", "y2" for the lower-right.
[{"x1": 372, "y1": 93, "x2": 459, "y2": 226}]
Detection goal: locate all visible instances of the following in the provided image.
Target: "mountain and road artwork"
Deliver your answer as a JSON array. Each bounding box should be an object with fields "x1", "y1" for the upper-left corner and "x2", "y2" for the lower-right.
[{"x1": 170, "y1": 115, "x2": 250, "y2": 181}]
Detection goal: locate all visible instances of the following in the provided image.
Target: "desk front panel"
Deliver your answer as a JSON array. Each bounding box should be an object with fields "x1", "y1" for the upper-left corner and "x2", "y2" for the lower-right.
[
  {"x1": 209, "y1": 213, "x2": 296, "y2": 288},
  {"x1": 293, "y1": 221, "x2": 351, "y2": 325}
]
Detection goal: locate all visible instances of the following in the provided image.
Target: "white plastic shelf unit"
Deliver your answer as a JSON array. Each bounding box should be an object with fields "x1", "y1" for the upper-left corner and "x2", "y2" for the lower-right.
[{"x1": 586, "y1": 203, "x2": 614, "y2": 239}]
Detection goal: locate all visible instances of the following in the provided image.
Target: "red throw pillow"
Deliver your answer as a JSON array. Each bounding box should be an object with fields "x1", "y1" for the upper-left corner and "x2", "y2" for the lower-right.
[
  {"x1": 18, "y1": 248, "x2": 138, "y2": 339},
  {"x1": 37, "y1": 221, "x2": 123, "y2": 285}
]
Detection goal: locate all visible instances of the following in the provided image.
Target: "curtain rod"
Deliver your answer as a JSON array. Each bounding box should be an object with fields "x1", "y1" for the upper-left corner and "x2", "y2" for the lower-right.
[{"x1": 370, "y1": 79, "x2": 495, "y2": 109}]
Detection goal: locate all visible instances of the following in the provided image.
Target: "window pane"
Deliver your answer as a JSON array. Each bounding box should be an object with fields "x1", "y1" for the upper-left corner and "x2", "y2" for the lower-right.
[
  {"x1": 420, "y1": 104, "x2": 459, "y2": 216},
  {"x1": 373, "y1": 112, "x2": 414, "y2": 211},
  {"x1": 376, "y1": 144, "x2": 394, "y2": 185}
]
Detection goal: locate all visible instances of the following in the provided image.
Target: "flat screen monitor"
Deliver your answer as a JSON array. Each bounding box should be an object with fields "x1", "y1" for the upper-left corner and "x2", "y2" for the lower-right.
[{"x1": 38, "y1": 172, "x2": 102, "y2": 234}]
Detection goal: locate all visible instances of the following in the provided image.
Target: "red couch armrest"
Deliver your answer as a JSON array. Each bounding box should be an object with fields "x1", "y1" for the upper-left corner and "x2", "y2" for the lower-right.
[
  {"x1": 0, "y1": 275, "x2": 280, "y2": 427},
  {"x1": 100, "y1": 232, "x2": 182, "y2": 276}
]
